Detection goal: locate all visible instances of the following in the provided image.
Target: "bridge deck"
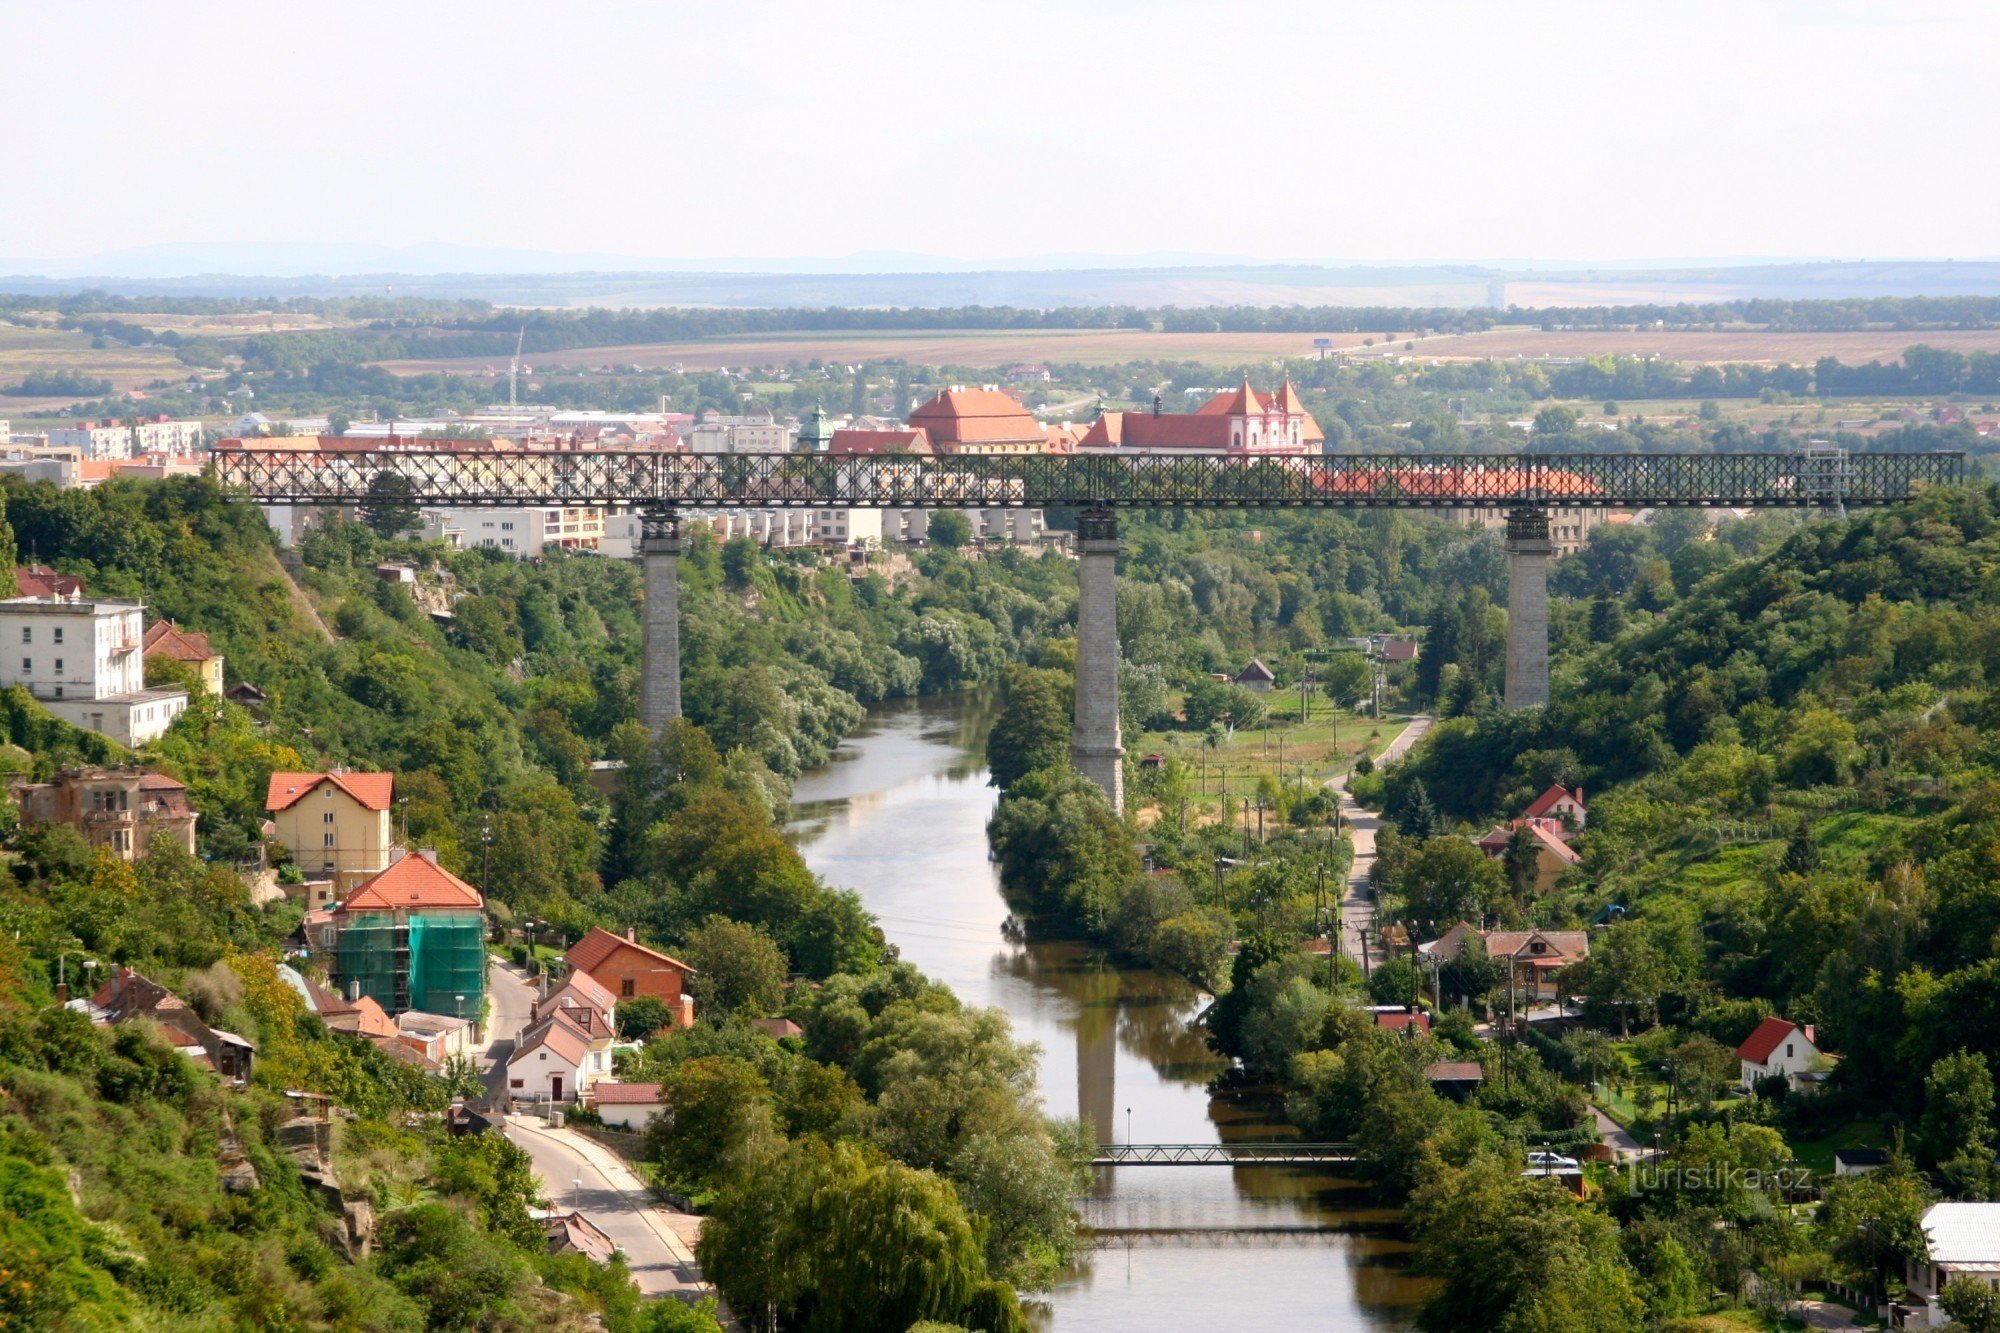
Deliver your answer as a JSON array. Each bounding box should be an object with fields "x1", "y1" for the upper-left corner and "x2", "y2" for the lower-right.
[
  {"x1": 1091, "y1": 1143, "x2": 1358, "y2": 1166},
  {"x1": 214, "y1": 447, "x2": 1964, "y2": 510}
]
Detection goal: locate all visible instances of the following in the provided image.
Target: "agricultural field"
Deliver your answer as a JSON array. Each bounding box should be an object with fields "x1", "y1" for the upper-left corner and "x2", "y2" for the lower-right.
[
  {"x1": 0, "y1": 321, "x2": 184, "y2": 410},
  {"x1": 1370, "y1": 324, "x2": 2000, "y2": 366}
]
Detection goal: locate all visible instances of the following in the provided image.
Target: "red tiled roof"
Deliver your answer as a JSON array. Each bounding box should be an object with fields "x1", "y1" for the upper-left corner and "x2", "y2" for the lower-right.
[
  {"x1": 340, "y1": 853, "x2": 483, "y2": 912},
  {"x1": 828, "y1": 427, "x2": 933, "y2": 455},
  {"x1": 593, "y1": 1082, "x2": 663, "y2": 1105},
  {"x1": 14, "y1": 566, "x2": 84, "y2": 598},
  {"x1": 1523, "y1": 784, "x2": 1585, "y2": 820},
  {"x1": 1737, "y1": 1016, "x2": 1803, "y2": 1064},
  {"x1": 1379, "y1": 640, "x2": 1419, "y2": 662},
  {"x1": 1375, "y1": 1011, "x2": 1431, "y2": 1033},
  {"x1": 1098, "y1": 413, "x2": 1237, "y2": 449},
  {"x1": 907, "y1": 388, "x2": 1043, "y2": 446},
  {"x1": 266, "y1": 771, "x2": 394, "y2": 812},
  {"x1": 565, "y1": 926, "x2": 693, "y2": 977},
  {"x1": 142, "y1": 620, "x2": 217, "y2": 662},
  {"x1": 1483, "y1": 930, "x2": 1588, "y2": 963},
  {"x1": 536, "y1": 971, "x2": 617, "y2": 1022},
  {"x1": 1268, "y1": 379, "x2": 1325, "y2": 443},
  {"x1": 511, "y1": 1015, "x2": 588, "y2": 1068},
  {"x1": 1425, "y1": 1060, "x2": 1484, "y2": 1082}
]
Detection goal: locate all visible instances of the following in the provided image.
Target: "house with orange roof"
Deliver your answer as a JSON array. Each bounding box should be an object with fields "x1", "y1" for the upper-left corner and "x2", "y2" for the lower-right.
[
  {"x1": 1474, "y1": 818, "x2": 1582, "y2": 895},
  {"x1": 328, "y1": 851, "x2": 485, "y2": 1026},
  {"x1": 827, "y1": 427, "x2": 934, "y2": 455},
  {"x1": 564, "y1": 926, "x2": 695, "y2": 1025},
  {"x1": 14, "y1": 565, "x2": 84, "y2": 599},
  {"x1": 507, "y1": 1011, "x2": 591, "y2": 1103},
  {"x1": 1077, "y1": 378, "x2": 1323, "y2": 456},
  {"x1": 1522, "y1": 783, "x2": 1587, "y2": 830},
  {"x1": 533, "y1": 970, "x2": 618, "y2": 1028},
  {"x1": 591, "y1": 1081, "x2": 666, "y2": 1129},
  {"x1": 907, "y1": 386, "x2": 1049, "y2": 455},
  {"x1": 266, "y1": 770, "x2": 395, "y2": 891},
  {"x1": 142, "y1": 620, "x2": 224, "y2": 693}
]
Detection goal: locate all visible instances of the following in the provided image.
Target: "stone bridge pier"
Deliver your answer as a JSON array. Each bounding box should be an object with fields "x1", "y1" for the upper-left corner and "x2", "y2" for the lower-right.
[
  {"x1": 1504, "y1": 507, "x2": 1552, "y2": 710},
  {"x1": 640, "y1": 508, "x2": 683, "y2": 731},
  {"x1": 1072, "y1": 508, "x2": 1124, "y2": 812}
]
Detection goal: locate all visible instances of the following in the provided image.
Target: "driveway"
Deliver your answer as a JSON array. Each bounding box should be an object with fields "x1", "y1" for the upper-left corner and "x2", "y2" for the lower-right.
[
  {"x1": 505, "y1": 1114, "x2": 709, "y2": 1300},
  {"x1": 1588, "y1": 1104, "x2": 1646, "y2": 1161},
  {"x1": 1333, "y1": 715, "x2": 1433, "y2": 973}
]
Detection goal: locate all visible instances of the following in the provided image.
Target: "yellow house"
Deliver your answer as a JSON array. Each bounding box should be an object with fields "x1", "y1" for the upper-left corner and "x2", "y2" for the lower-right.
[
  {"x1": 142, "y1": 621, "x2": 225, "y2": 694},
  {"x1": 266, "y1": 771, "x2": 394, "y2": 893}
]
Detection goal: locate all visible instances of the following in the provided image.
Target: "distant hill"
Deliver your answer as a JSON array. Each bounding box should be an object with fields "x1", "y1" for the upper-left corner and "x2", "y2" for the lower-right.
[{"x1": 6, "y1": 259, "x2": 2000, "y2": 310}]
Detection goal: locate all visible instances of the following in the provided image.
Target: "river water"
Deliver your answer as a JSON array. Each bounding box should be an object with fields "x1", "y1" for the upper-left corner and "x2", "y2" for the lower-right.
[{"x1": 788, "y1": 692, "x2": 1424, "y2": 1330}]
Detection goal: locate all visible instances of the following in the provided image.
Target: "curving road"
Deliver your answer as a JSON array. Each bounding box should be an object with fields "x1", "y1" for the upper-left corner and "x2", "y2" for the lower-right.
[{"x1": 1333, "y1": 714, "x2": 1433, "y2": 974}]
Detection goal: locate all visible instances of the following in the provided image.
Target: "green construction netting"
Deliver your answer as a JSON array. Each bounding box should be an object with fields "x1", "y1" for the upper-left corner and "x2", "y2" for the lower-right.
[
  {"x1": 335, "y1": 914, "x2": 402, "y2": 1012},
  {"x1": 408, "y1": 913, "x2": 485, "y2": 1022}
]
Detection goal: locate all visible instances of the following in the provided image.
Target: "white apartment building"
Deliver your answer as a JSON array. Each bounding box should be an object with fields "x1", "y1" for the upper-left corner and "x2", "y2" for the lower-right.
[
  {"x1": 421, "y1": 506, "x2": 606, "y2": 556},
  {"x1": 46, "y1": 420, "x2": 205, "y2": 460},
  {"x1": 0, "y1": 596, "x2": 188, "y2": 745},
  {"x1": 684, "y1": 408, "x2": 788, "y2": 454}
]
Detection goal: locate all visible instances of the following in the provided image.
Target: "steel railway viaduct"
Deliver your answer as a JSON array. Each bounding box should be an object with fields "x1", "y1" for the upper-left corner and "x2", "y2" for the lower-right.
[{"x1": 217, "y1": 446, "x2": 1964, "y2": 813}]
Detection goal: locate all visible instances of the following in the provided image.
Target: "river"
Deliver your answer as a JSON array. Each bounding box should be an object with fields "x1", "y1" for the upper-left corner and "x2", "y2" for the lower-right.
[{"x1": 788, "y1": 691, "x2": 1424, "y2": 1330}]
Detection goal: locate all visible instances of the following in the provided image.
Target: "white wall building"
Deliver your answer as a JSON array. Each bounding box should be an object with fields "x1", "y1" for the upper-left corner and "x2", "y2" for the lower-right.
[
  {"x1": 0, "y1": 596, "x2": 188, "y2": 745},
  {"x1": 685, "y1": 407, "x2": 788, "y2": 454},
  {"x1": 47, "y1": 420, "x2": 204, "y2": 460},
  {"x1": 131, "y1": 420, "x2": 206, "y2": 456},
  {"x1": 1904, "y1": 1203, "x2": 2000, "y2": 1327},
  {"x1": 46, "y1": 424, "x2": 135, "y2": 460},
  {"x1": 1736, "y1": 1017, "x2": 1823, "y2": 1092},
  {"x1": 421, "y1": 506, "x2": 605, "y2": 556}
]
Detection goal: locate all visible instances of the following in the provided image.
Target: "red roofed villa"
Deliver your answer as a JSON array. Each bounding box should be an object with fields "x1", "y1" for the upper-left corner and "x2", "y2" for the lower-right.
[
  {"x1": 1737, "y1": 1017, "x2": 1824, "y2": 1092},
  {"x1": 907, "y1": 387, "x2": 1048, "y2": 455},
  {"x1": 565, "y1": 926, "x2": 696, "y2": 1026},
  {"x1": 1079, "y1": 377, "x2": 1323, "y2": 455}
]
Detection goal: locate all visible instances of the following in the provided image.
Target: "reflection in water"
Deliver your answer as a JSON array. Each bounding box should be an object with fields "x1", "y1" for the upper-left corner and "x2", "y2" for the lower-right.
[{"x1": 789, "y1": 692, "x2": 1422, "y2": 1331}]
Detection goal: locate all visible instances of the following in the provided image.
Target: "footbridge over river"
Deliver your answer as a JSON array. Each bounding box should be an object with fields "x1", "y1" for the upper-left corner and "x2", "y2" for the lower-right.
[
  {"x1": 1091, "y1": 1142, "x2": 1358, "y2": 1166},
  {"x1": 216, "y1": 444, "x2": 1964, "y2": 812}
]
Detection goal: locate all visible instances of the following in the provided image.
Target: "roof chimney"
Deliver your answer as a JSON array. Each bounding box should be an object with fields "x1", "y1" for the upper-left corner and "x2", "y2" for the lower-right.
[
  {"x1": 417, "y1": 848, "x2": 438, "y2": 865},
  {"x1": 1152, "y1": 393, "x2": 1162, "y2": 418},
  {"x1": 626, "y1": 925, "x2": 636, "y2": 943}
]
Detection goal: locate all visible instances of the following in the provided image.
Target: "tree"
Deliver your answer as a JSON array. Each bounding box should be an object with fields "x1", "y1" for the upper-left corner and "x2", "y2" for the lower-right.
[
  {"x1": 1148, "y1": 910, "x2": 1233, "y2": 991},
  {"x1": 1393, "y1": 836, "x2": 1504, "y2": 936},
  {"x1": 928, "y1": 511, "x2": 972, "y2": 549},
  {"x1": 985, "y1": 665, "x2": 1071, "y2": 790},
  {"x1": 1570, "y1": 922, "x2": 1668, "y2": 1034},
  {"x1": 359, "y1": 471, "x2": 419, "y2": 538},
  {"x1": 682, "y1": 915, "x2": 790, "y2": 1020},
  {"x1": 1818, "y1": 1149, "x2": 1935, "y2": 1308},
  {"x1": 1398, "y1": 777, "x2": 1440, "y2": 841},
  {"x1": 1779, "y1": 817, "x2": 1822, "y2": 876},
  {"x1": 1943, "y1": 1278, "x2": 2000, "y2": 1333},
  {"x1": 1501, "y1": 823, "x2": 1540, "y2": 902},
  {"x1": 721, "y1": 535, "x2": 760, "y2": 587},
  {"x1": 1533, "y1": 405, "x2": 1579, "y2": 438},
  {"x1": 617, "y1": 996, "x2": 675, "y2": 1040},
  {"x1": 647, "y1": 1056, "x2": 772, "y2": 1192},
  {"x1": 438, "y1": 1052, "x2": 483, "y2": 1102},
  {"x1": 1920, "y1": 1049, "x2": 1997, "y2": 1194}
]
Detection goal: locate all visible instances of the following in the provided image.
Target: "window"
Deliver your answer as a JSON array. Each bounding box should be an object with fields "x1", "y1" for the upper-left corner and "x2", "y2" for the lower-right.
[
  {"x1": 621, "y1": 979, "x2": 635, "y2": 998},
  {"x1": 323, "y1": 811, "x2": 335, "y2": 824},
  {"x1": 510, "y1": 1078, "x2": 523, "y2": 1090},
  {"x1": 1785, "y1": 1043, "x2": 1794, "y2": 1058},
  {"x1": 20, "y1": 658, "x2": 29, "y2": 673},
  {"x1": 323, "y1": 833, "x2": 335, "y2": 848},
  {"x1": 18, "y1": 629, "x2": 27, "y2": 644},
  {"x1": 53, "y1": 659, "x2": 61, "y2": 673},
  {"x1": 52, "y1": 629, "x2": 62, "y2": 645}
]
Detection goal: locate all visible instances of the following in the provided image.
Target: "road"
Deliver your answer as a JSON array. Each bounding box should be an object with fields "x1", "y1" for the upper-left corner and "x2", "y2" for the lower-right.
[
  {"x1": 1588, "y1": 1104, "x2": 1646, "y2": 1162},
  {"x1": 1333, "y1": 715, "x2": 1433, "y2": 974},
  {"x1": 480, "y1": 959, "x2": 537, "y2": 1106},
  {"x1": 505, "y1": 1114, "x2": 709, "y2": 1300}
]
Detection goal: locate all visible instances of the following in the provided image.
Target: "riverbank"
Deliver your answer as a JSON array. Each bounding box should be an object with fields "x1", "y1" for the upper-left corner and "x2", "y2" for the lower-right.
[{"x1": 789, "y1": 692, "x2": 1425, "y2": 1331}]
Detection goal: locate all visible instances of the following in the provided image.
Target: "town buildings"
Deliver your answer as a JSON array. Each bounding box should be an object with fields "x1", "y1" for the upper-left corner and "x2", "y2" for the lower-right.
[
  {"x1": 1078, "y1": 379, "x2": 1325, "y2": 455},
  {"x1": 420, "y1": 505, "x2": 607, "y2": 556},
  {"x1": 563, "y1": 926, "x2": 695, "y2": 1024},
  {"x1": 13, "y1": 767, "x2": 197, "y2": 860},
  {"x1": 142, "y1": 620, "x2": 225, "y2": 693},
  {"x1": 685, "y1": 407, "x2": 789, "y2": 454},
  {"x1": 326, "y1": 850, "x2": 486, "y2": 1027},
  {"x1": 907, "y1": 387, "x2": 1052, "y2": 455},
  {"x1": 592, "y1": 1082, "x2": 666, "y2": 1129},
  {"x1": 0, "y1": 594, "x2": 188, "y2": 745},
  {"x1": 81, "y1": 965, "x2": 254, "y2": 1083},
  {"x1": 264, "y1": 770, "x2": 395, "y2": 892},
  {"x1": 48, "y1": 418, "x2": 204, "y2": 460}
]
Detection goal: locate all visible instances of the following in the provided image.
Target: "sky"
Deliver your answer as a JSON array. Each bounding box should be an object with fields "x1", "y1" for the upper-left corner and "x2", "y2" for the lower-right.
[{"x1": 3, "y1": 0, "x2": 1996, "y2": 272}]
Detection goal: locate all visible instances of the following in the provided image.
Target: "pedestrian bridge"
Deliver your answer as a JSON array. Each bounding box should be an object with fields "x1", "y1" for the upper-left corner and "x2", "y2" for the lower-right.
[{"x1": 1091, "y1": 1142, "x2": 1359, "y2": 1166}]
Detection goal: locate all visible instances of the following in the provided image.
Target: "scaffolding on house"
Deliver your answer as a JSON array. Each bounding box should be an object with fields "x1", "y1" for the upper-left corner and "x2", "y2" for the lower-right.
[
  {"x1": 334, "y1": 915, "x2": 403, "y2": 1012},
  {"x1": 408, "y1": 914, "x2": 485, "y2": 1023}
]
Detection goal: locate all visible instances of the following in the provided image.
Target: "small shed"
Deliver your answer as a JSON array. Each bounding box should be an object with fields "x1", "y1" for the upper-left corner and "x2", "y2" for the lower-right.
[{"x1": 1236, "y1": 660, "x2": 1276, "y2": 693}]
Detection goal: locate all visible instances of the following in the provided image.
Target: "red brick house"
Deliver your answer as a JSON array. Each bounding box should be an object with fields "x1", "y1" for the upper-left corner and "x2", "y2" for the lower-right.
[{"x1": 563, "y1": 927, "x2": 695, "y2": 1024}]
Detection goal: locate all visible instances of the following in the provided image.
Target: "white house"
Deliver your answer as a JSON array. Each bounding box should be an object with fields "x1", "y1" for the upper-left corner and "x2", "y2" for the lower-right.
[
  {"x1": 592, "y1": 1081, "x2": 665, "y2": 1131},
  {"x1": 1903, "y1": 1202, "x2": 2000, "y2": 1327},
  {"x1": 1522, "y1": 783, "x2": 1588, "y2": 830},
  {"x1": 420, "y1": 505, "x2": 605, "y2": 556},
  {"x1": 1736, "y1": 1016, "x2": 1822, "y2": 1092},
  {"x1": 506, "y1": 1015, "x2": 588, "y2": 1104},
  {"x1": 0, "y1": 595, "x2": 188, "y2": 745}
]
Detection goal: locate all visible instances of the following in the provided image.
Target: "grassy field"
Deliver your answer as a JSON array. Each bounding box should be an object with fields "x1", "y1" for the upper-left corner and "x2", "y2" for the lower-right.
[
  {"x1": 1127, "y1": 700, "x2": 1410, "y2": 831},
  {"x1": 0, "y1": 323, "x2": 184, "y2": 402},
  {"x1": 371, "y1": 322, "x2": 2000, "y2": 377}
]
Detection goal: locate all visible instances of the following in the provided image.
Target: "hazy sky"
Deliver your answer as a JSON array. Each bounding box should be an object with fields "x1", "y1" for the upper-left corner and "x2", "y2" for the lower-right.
[{"x1": 5, "y1": 0, "x2": 1995, "y2": 267}]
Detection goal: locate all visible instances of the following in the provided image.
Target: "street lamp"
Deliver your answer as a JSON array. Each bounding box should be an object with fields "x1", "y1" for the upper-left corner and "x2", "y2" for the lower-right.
[{"x1": 572, "y1": 1177, "x2": 583, "y2": 1209}]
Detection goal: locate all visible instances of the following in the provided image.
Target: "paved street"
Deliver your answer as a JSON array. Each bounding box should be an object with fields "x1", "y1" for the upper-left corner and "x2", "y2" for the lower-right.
[
  {"x1": 480, "y1": 960, "x2": 538, "y2": 1106},
  {"x1": 1333, "y1": 714, "x2": 1433, "y2": 973},
  {"x1": 505, "y1": 1114, "x2": 709, "y2": 1300}
]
